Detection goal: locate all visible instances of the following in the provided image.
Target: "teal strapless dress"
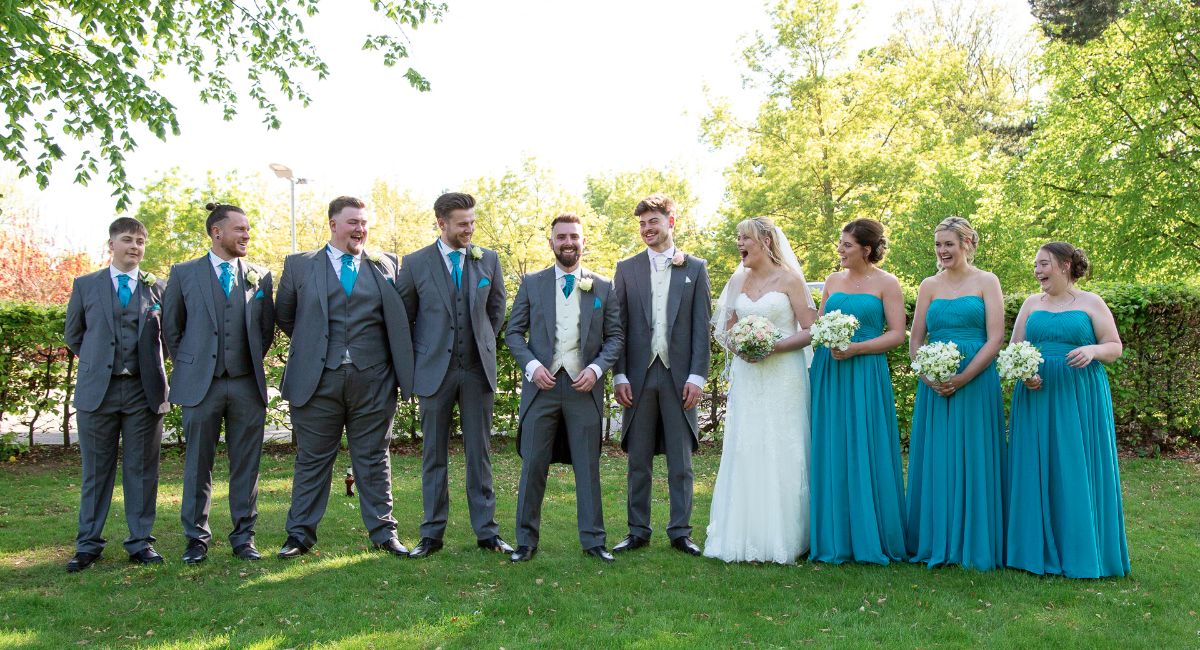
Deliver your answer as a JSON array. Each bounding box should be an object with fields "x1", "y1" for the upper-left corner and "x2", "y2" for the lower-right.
[
  {"x1": 1005, "y1": 310, "x2": 1130, "y2": 578},
  {"x1": 809, "y1": 293, "x2": 907, "y2": 564},
  {"x1": 905, "y1": 296, "x2": 1006, "y2": 571}
]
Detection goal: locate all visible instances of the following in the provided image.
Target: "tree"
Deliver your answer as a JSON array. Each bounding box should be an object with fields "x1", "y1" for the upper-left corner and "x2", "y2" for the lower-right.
[
  {"x1": 582, "y1": 167, "x2": 707, "y2": 272},
  {"x1": 0, "y1": 184, "x2": 92, "y2": 304},
  {"x1": 1029, "y1": 0, "x2": 1125, "y2": 44},
  {"x1": 1, "y1": 0, "x2": 445, "y2": 210}
]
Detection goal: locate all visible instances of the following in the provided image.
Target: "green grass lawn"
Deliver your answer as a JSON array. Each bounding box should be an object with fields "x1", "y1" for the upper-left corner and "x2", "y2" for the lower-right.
[{"x1": 0, "y1": 442, "x2": 1197, "y2": 649}]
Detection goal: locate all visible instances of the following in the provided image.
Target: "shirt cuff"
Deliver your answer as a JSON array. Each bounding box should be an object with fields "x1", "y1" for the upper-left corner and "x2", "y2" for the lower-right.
[
  {"x1": 586, "y1": 364, "x2": 603, "y2": 382},
  {"x1": 613, "y1": 373, "x2": 629, "y2": 385},
  {"x1": 686, "y1": 374, "x2": 707, "y2": 390},
  {"x1": 524, "y1": 360, "x2": 544, "y2": 382}
]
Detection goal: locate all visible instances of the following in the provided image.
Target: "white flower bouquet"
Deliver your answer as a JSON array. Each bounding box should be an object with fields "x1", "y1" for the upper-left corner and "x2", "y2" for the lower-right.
[
  {"x1": 728, "y1": 315, "x2": 783, "y2": 362},
  {"x1": 996, "y1": 341, "x2": 1043, "y2": 383},
  {"x1": 811, "y1": 310, "x2": 860, "y2": 351},
  {"x1": 911, "y1": 341, "x2": 963, "y2": 383}
]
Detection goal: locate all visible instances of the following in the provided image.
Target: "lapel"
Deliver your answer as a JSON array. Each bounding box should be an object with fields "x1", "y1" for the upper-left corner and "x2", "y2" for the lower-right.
[
  {"x1": 426, "y1": 243, "x2": 455, "y2": 316},
  {"x1": 311, "y1": 249, "x2": 329, "y2": 322},
  {"x1": 578, "y1": 268, "x2": 593, "y2": 349},
  {"x1": 240, "y1": 259, "x2": 256, "y2": 332},
  {"x1": 193, "y1": 256, "x2": 219, "y2": 329},
  {"x1": 98, "y1": 269, "x2": 118, "y2": 338},
  {"x1": 634, "y1": 252, "x2": 653, "y2": 328},
  {"x1": 666, "y1": 261, "x2": 687, "y2": 337},
  {"x1": 135, "y1": 274, "x2": 152, "y2": 336},
  {"x1": 463, "y1": 247, "x2": 479, "y2": 312},
  {"x1": 539, "y1": 268, "x2": 556, "y2": 349}
]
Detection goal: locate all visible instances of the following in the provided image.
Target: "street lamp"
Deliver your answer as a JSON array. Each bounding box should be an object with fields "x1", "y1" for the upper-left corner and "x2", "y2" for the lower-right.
[{"x1": 269, "y1": 163, "x2": 312, "y2": 253}]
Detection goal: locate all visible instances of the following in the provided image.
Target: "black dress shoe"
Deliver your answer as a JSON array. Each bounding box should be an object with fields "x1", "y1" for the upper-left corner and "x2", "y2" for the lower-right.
[
  {"x1": 408, "y1": 537, "x2": 443, "y2": 558},
  {"x1": 373, "y1": 538, "x2": 409, "y2": 557},
  {"x1": 584, "y1": 546, "x2": 615, "y2": 562},
  {"x1": 612, "y1": 534, "x2": 650, "y2": 553},
  {"x1": 671, "y1": 536, "x2": 702, "y2": 556},
  {"x1": 277, "y1": 537, "x2": 309, "y2": 559},
  {"x1": 477, "y1": 535, "x2": 514, "y2": 554},
  {"x1": 232, "y1": 543, "x2": 262, "y2": 561},
  {"x1": 509, "y1": 545, "x2": 536, "y2": 562},
  {"x1": 66, "y1": 551, "x2": 99, "y2": 573},
  {"x1": 129, "y1": 546, "x2": 164, "y2": 565},
  {"x1": 182, "y1": 539, "x2": 208, "y2": 565}
]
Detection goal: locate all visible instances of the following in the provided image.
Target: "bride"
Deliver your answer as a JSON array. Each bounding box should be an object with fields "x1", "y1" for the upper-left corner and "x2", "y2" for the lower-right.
[{"x1": 704, "y1": 216, "x2": 816, "y2": 564}]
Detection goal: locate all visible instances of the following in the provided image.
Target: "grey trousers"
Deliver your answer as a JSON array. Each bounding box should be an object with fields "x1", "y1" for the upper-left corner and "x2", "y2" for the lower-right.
[
  {"x1": 515, "y1": 370, "x2": 606, "y2": 549},
  {"x1": 624, "y1": 360, "x2": 695, "y2": 541},
  {"x1": 285, "y1": 362, "x2": 399, "y2": 546},
  {"x1": 180, "y1": 374, "x2": 266, "y2": 548},
  {"x1": 418, "y1": 364, "x2": 500, "y2": 540},
  {"x1": 75, "y1": 375, "x2": 163, "y2": 555}
]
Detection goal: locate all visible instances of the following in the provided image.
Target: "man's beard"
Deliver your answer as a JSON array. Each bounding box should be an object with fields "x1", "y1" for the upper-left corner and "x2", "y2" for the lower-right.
[{"x1": 554, "y1": 247, "x2": 580, "y2": 268}]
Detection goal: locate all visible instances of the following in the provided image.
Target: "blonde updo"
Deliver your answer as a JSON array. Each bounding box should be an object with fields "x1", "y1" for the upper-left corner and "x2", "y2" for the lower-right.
[
  {"x1": 736, "y1": 216, "x2": 786, "y2": 267},
  {"x1": 934, "y1": 216, "x2": 978, "y2": 267}
]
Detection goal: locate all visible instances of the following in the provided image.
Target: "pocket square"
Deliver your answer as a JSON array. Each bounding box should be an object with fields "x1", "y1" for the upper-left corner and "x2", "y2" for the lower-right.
[
  {"x1": 685, "y1": 276, "x2": 692, "y2": 284},
  {"x1": 478, "y1": 277, "x2": 491, "y2": 288},
  {"x1": 593, "y1": 297, "x2": 602, "y2": 309},
  {"x1": 254, "y1": 289, "x2": 264, "y2": 299}
]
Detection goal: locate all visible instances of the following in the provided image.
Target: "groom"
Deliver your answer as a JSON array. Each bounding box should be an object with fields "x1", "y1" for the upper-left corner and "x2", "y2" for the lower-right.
[{"x1": 612, "y1": 194, "x2": 711, "y2": 556}]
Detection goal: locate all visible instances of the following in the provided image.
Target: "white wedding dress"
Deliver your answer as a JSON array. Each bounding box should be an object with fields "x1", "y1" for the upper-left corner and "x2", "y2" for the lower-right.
[{"x1": 704, "y1": 291, "x2": 812, "y2": 564}]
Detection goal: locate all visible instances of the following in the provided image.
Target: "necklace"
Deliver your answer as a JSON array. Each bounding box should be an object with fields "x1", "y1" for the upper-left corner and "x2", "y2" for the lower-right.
[
  {"x1": 849, "y1": 269, "x2": 876, "y2": 289},
  {"x1": 1040, "y1": 290, "x2": 1076, "y2": 308},
  {"x1": 944, "y1": 271, "x2": 971, "y2": 295}
]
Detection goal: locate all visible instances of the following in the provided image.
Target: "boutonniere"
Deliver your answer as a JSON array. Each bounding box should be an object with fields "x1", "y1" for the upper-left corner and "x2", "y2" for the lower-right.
[
  {"x1": 577, "y1": 277, "x2": 594, "y2": 292},
  {"x1": 140, "y1": 272, "x2": 157, "y2": 286},
  {"x1": 367, "y1": 252, "x2": 383, "y2": 264},
  {"x1": 671, "y1": 251, "x2": 687, "y2": 267},
  {"x1": 245, "y1": 268, "x2": 260, "y2": 287},
  {"x1": 468, "y1": 245, "x2": 483, "y2": 260}
]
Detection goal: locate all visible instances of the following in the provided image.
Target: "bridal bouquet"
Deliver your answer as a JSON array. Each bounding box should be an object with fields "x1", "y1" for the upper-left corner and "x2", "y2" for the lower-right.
[
  {"x1": 811, "y1": 310, "x2": 859, "y2": 351},
  {"x1": 728, "y1": 315, "x2": 783, "y2": 362},
  {"x1": 997, "y1": 341, "x2": 1043, "y2": 383},
  {"x1": 911, "y1": 341, "x2": 963, "y2": 383}
]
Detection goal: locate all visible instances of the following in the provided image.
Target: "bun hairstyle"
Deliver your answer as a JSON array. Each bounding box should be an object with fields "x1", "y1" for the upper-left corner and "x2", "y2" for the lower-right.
[
  {"x1": 934, "y1": 216, "x2": 979, "y2": 266},
  {"x1": 842, "y1": 218, "x2": 888, "y2": 263},
  {"x1": 1040, "y1": 241, "x2": 1091, "y2": 282},
  {"x1": 736, "y1": 216, "x2": 786, "y2": 267},
  {"x1": 205, "y1": 202, "x2": 244, "y2": 235}
]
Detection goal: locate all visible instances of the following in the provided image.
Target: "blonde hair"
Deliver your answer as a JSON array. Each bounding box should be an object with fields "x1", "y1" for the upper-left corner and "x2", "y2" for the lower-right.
[
  {"x1": 736, "y1": 217, "x2": 787, "y2": 267},
  {"x1": 935, "y1": 216, "x2": 978, "y2": 268}
]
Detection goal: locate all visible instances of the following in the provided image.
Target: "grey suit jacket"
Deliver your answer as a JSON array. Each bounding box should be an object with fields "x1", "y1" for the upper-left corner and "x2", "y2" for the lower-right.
[
  {"x1": 613, "y1": 252, "x2": 712, "y2": 446},
  {"x1": 161, "y1": 255, "x2": 276, "y2": 407},
  {"x1": 275, "y1": 248, "x2": 415, "y2": 406},
  {"x1": 504, "y1": 267, "x2": 624, "y2": 459},
  {"x1": 397, "y1": 242, "x2": 506, "y2": 395},
  {"x1": 64, "y1": 268, "x2": 170, "y2": 414}
]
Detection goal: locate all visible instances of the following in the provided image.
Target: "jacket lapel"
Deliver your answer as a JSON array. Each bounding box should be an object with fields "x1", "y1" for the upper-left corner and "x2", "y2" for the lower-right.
[
  {"x1": 635, "y1": 252, "x2": 653, "y2": 328},
  {"x1": 312, "y1": 250, "x2": 329, "y2": 322},
  {"x1": 241, "y1": 259, "x2": 256, "y2": 332},
  {"x1": 578, "y1": 269, "x2": 592, "y2": 349},
  {"x1": 194, "y1": 257, "x2": 219, "y2": 329},
  {"x1": 426, "y1": 243, "x2": 455, "y2": 316},
  {"x1": 98, "y1": 270, "x2": 117, "y2": 338},
  {"x1": 540, "y1": 269, "x2": 556, "y2": 350},
  {"x1": 666, "y1": 262, "x2": 687, "y2": 338},
  {"x1": 135, "y1": 275, "x2": 151, "y2": 336}
]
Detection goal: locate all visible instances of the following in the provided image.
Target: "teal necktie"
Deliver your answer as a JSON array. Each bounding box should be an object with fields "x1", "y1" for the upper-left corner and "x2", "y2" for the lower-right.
[
  {"x1": 562, "y1": 273, "x2": 575, "y2": 299},
  {"x1": 448, "y1": 250, "x2": 463, "y2": 290},
  {"x1": 340, "y1": 254, "x2": 357, "y2": 296},
  {"x1": 117, "y1": 273, "x2": 132, "y2": 308},
  {"x1": 219, "y1": 262, "x2": 233, "y2": 297}
]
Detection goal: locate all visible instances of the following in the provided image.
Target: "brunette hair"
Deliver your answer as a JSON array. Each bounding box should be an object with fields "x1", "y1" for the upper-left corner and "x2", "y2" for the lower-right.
[
  {"x1": 1040, "y1": 241, "x2": 1091, "y2": 281},
  {"x1": 634, "y1": 194, "x2": 676, "y2": 218},
  {"x1": 842, "y1": 218, "x2": 888, "y2": 263},
  {"x1": 434, "y1": 192, "x2": 475, "y2": 221},
  {"x1": 204, "y1": 202, "x2": 245, "y2": 235},
  {"x1": 328, "y1": 196, "x2": 366, "y2": 219},
  {"x1": 108, "y1": 217, "x2": 148, "y2": 239},
  {"x1": 550, "y1": 213, "x2": 582, "y2": 230}
]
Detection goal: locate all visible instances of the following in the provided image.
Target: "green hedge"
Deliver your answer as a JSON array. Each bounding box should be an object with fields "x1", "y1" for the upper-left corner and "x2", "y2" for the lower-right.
[{"x1": 3, "y1": 281, "x2": 1197, "y2": 453}]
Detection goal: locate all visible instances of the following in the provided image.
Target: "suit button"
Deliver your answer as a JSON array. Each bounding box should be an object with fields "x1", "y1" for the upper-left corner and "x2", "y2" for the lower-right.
[
  {"x1": 320, "y1": 358, "x2": 325, "y2": 362},
  {"x1": 213, "y1": 331, "x2": 218, "y2": 335},
  {"x1": 212, "y1": 354, "x2": 217, "y2": 359}
]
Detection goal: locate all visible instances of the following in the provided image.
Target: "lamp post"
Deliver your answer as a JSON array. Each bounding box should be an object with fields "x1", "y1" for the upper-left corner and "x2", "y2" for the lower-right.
[{"x1": 269, "y1": 163, "x2": 311, "y2": 253}]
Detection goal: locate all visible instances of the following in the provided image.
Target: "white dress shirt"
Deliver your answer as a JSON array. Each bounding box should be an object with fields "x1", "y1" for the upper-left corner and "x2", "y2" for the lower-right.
[
  {"x1": 524, "y1": 265, "x2": 604, "y2": 384},
  {"x1": 208, "y1": 250, "x2": 239, "y2": 289},
  {"x1": 109, "y1": 265, "x2": 141, "y2": 293},
  {"x1": 435, "y1": 238, "x2": 467, "y2": 274},
  {"x1": 326, "y1": 242, "x2": 361, "y2": 280}
]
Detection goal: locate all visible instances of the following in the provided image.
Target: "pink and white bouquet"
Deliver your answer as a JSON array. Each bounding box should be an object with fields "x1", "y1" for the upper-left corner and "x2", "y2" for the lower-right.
[
  {"x1": 728, "y1": 315, "x2": 783, "y2": 362},
  {"x1": 911, "y1": 341, "x2": 963, "y2": 383},
  {"x1": 811, "y1": 310, "x2": 859, "y2": 351},
  {"x1": 997, "y1": 341, "x2": 1043, "y2": 383}
]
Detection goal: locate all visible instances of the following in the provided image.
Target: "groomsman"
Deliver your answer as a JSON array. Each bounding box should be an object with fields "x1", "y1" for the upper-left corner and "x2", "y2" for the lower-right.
[
  {"x1": 397, "y1": 192, "x2": 512, "y2": 558},
  {"x1": 504, "y1": 214, "x2": 624, "y2": 562},
  {"x1": 63, "y1": 217, "x2": 170, "y2": 572},
  {"x1": 275, "y1": 196, "x2": 415, "y2": 558},
  {"x1": 611, "y1": 194, "x2": 711, "y2": 556},
  {"x1": 162, "y1": 203, "x2": 275, "y2": 564}
]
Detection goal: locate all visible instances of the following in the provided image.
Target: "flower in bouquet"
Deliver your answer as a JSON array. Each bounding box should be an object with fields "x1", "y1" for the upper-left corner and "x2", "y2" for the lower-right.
[
  {"x1": 811, "y1": 310, "x2": 859, "y2": 351},
  {"x1": 729, "y1": 315, "x2": 782, "y2": 362},
  {"x1": 997, "y1": 340, "x2": 1043, "y2": 383},
  {"x1": 911, "y1": 341, "x2": 963, "y2": 384}
]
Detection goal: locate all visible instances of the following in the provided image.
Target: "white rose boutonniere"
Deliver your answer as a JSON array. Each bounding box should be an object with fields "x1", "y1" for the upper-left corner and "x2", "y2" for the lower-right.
[
  {"x1": 468, "y1": 245, "x2": 483, "y2": 260},
  {"x1": 671, "y1": 251, "x2": 686, "y2": 267},
  {"x1": 367, "y1": 252, "x2": 383, "y2": 264},
  {"x1": 140, "y1": 272, "x2": 157, "y2": 286},
  {"x1": 577, "y1": 277, "x2": 594, "y2": 292},
  {"x1": 245, "y1": 268, "x2": 260, "y2": 287}
]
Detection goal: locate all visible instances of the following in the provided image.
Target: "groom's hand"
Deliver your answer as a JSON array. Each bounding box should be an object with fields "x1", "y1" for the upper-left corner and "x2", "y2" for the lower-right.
[
  {"x1": 532, "y1": 366, "x2": 556, "y2": 390},
  {"x1": 681, "y1": 383, "x2": 703, "y2": 410},
  {"x1": 615, "y1": 383, "x2": 634, "y2": 408},
  {"x1": 571, "y1": 368, "x2": 598, "y2": 392}
]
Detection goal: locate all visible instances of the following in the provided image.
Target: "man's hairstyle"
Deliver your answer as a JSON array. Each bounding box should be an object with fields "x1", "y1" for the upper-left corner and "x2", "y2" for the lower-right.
[
  {"x1": 550, "y1": 213, "x2": 582, "y2": 230},
  {"x1": 109, "y1": 217, "x2": 148, "y2": 239},
  {"x1": 328, "y1": 196, "x2": 366, "y2": 219},
  {"x1": 433, "y1": 192, "x2": 475, "y2": 221},
  {"x1": 204, "y1": 202, "x2": 245, "y2": 235},
  {"x1": 634, "y1": 193, "x2": 676, "y2": 218}
]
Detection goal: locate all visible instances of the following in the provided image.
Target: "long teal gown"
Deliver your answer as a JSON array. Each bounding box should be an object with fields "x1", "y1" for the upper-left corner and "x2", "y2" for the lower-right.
[
  {"x1": 809, "y1": 293, "x2": 907, "y2": 564},
  {"x1": 905, "y1": 295, "x2": 1006, "y2": 571},
  {"x1": 1005, "y1": 310, "x2": 1130, "y2": 578}
]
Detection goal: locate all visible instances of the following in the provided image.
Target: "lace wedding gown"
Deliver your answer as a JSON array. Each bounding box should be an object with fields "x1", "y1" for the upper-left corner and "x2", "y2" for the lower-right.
[{"x1": 704, "y1": 291, "x2": 811, "y2": 564}]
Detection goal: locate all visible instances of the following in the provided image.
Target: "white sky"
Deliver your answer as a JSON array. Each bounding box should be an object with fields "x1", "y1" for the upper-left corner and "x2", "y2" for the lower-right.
[{"x1": 7, "y1": 0, "x2": 1035, "y2": 256}]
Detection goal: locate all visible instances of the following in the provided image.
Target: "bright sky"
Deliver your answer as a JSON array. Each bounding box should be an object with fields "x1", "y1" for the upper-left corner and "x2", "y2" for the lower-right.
[{"x1": 8, "y1": 0, "x2": 1035, "y2": 256}]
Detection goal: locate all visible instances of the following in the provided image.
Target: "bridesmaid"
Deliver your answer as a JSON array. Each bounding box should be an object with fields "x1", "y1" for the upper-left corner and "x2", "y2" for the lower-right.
[
  {"x1": 809, "y1": 219, "x2": 908, "y2": 564},
  {"x1": 905, "y1": 216, "x2": 1006, "y2": 571},
  {"x1": 1005, "y1": 243, "x2": 1130, "y2": 578}
]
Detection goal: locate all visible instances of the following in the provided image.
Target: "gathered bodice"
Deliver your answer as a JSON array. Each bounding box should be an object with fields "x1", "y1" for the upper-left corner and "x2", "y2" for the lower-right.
[
  {"x1": 824, "y1": 292, "x2": 885, "y2": 341},
  {"x1": 735, "y1": 291, "x2": 797, "y2": 337},
  {"x1": 1025, "y1": 310, "x2": 1097, "y2": 357},
  {"x1": 927, "y1": 296, "x2": 986, "y2": 344}
]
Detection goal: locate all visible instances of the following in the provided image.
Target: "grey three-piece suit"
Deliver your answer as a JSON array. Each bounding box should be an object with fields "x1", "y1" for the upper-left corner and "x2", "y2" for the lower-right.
[
  {"x1": 504, "y1": 267, "x2": 623, "y2": 549},
  {"x1": 65, "y1": 268, "x2": 170, "y2": 555},
  {"x1": 162, "y1": 255, "x2": 275, "y2": 549},
  {"x1": 397, "y1": 242, "x2": 506, "y2": 541},
  {"x1": 613, "y1": 251, "x2": 711, "y2": 541},
  {"x1": 276, "y1": 247, "x2": 415, "y2": 546}
]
